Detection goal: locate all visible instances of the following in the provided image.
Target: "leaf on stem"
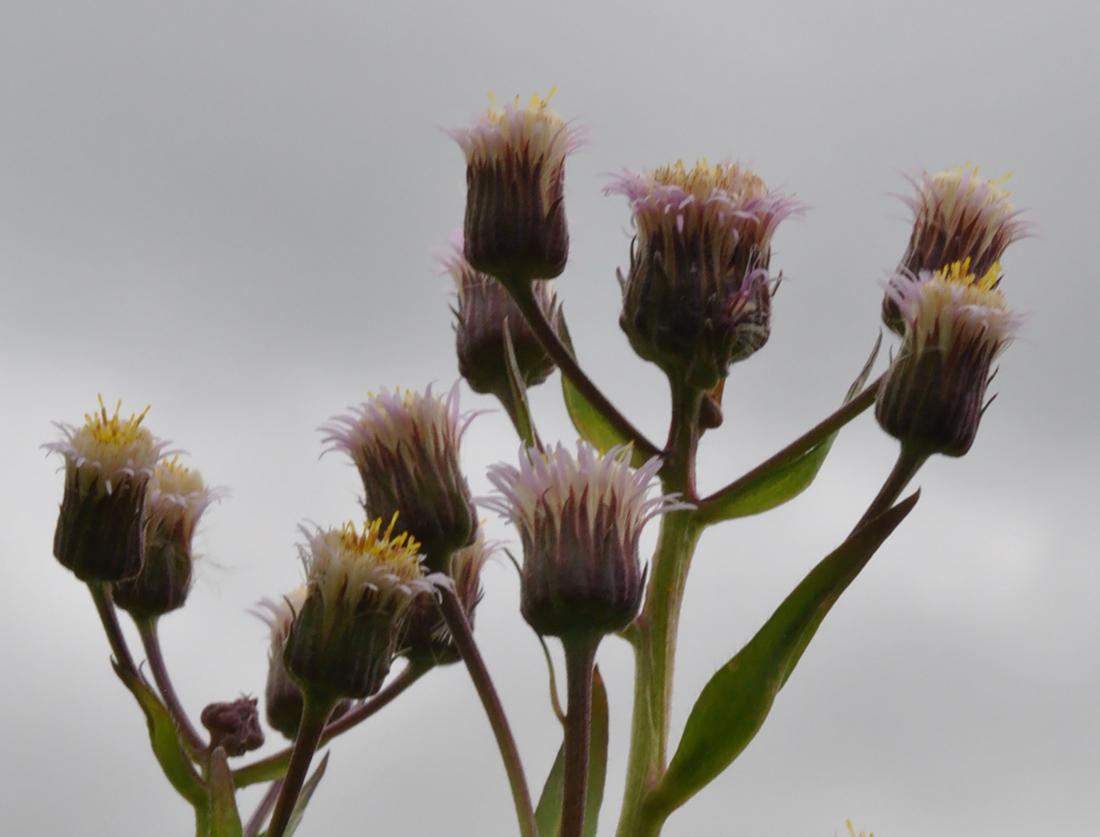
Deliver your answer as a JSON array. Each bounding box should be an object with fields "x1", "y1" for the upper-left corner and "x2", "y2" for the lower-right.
[
  {"x1": 111, "y1": 661, "x2": 207, "y2": 808},
  {"x1": 696, "y1": 336, "x2": 881, "y2": 524},
  {"x1": 534, "y1": 666, "x2": 609, "y2": 837},
  {"x1": 502, "y1": 317, "x2": 540, "y2": 448},
  {"x1": 259, "y1": 753, "x2": 329, "y2": 837},
  {"x1": 651, "y1": 491, "x2": 918, "y2": 817},
  {"x1": 208, "y1": 746, "x2": 244, "y2": 837}
]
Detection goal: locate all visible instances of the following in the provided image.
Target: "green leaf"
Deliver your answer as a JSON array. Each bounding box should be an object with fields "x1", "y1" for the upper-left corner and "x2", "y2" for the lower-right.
[
  {"x1": 581, "y1": 666, "x2": 609, "y2": 837},
  {"x1": 282, "y1": 752, "x2": 330, "y2": 837},
  {"x1": 207, "y1": 747, "x2": 244, "y2": 837},
  {"x1": 696, "y1": 336, "x2": 881, "y2": 524},
  {"x1": 533, "y1": 741, "x2": 564, "y2": 837},
  {"x1": 533, "y1": 667, "x2": 610, "y2": 837},
  {"x1": 112, "y1": 661, "x2": 207, "y2": 808},
  {"x1": 651, "y1": 492, "x2": 918, "y2": 817},
  {"x1": 501, "y1": 317, "x2": 539, "y2": 448}
]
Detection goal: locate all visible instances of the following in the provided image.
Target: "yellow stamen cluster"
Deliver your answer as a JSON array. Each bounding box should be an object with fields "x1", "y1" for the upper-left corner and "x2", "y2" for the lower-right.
[
  {"x1": 846, "y1": 821, "x2": 874, "y2": 837},
  {"x1": 930, "y1": 163, "x2": 1013, "y2": 213},
  {"x1": 84, "y1": 395, "x2": 152, "y2": 451},
  {"x1": 152, "y1": 455, "x2": 206, "y2": 496},
  {"x1": 335, "y1": 516, "x2": 423, "y2": 575},
  {"x1": 935, "y1": 257, "x2": 1002, "y2": 294},
  {"x1": 53, "y1": 395, "x2": 164, "y2": 496},
  {"x1": 304, "y1": 515, "x2": 429, "y2": 636},
  {"x1": 908, "y1": 274, "x2": 1013, "y2": 359},
  {"x1": 650, "y1": 158, "x2": 768, "y2": 202}
]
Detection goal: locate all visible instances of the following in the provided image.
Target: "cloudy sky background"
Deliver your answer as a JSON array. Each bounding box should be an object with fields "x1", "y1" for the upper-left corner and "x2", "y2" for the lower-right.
[{"x1": 2, "y1": 1, "x2": 1097, "y2": 835}]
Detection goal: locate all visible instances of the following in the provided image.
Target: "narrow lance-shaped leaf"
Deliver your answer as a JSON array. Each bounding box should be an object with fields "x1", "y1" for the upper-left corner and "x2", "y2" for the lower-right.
[
  {"x1": 533, "y1": 666, "x2": 610, "y2": 837},
  {"x1": 207, "y1": 746, "x2": 244, "y2": 837},
  {"x1": 111, "y1": 661, "x2": 208, "y2": 808},
  {"x1": 258, "y1": 753, "x2": 329, "y2": 837},
  {"x1": 696, "y1": 336, "x2": 881, "y2": 524},
  {"x1": 501, "y1": 317, "x2": 540, "y2": 449},
  {"x1": 558, "y1": 321, "x2": 648, "y2": 468},
  {"x1": 650, "y1": 491, "x2": 919, "y2": 818}
]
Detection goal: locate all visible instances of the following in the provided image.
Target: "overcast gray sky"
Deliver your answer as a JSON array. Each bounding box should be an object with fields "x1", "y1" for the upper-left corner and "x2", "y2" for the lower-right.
[{"x1": 2, "y1": 1, "x2": 1097, "y2": 835}]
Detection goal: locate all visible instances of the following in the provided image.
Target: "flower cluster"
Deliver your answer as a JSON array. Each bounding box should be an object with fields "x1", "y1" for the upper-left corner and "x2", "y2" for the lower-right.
[
  {"x1": 46, "y1": 397, "x2": 170, "y2": 581},
  {"x1": 875, "y1": 165, "x2": 1029, "y2": 457},
  {"x1": 448, "y1": 90, "x2": 582, "y2": 285},
  {"x1": 321, "y1": 384, "x2": 478, "y2": 570},
  {"x1": 114, "y1": 456, "x2": 220, "y2": 618},
  {"x1": 441, "y1": 238, "x2": 561, "y2": 396},
  {"x1": 607, "y1": 160, "x2": 803, "y2": 388},
  {"x1": 876, "y1": 260, "x2": 1022, "y2": 456},
  {"x1": 283, "y1": 517, "x2": 441, "y2": 701},
  {"x1": 486, "y1": 442, "x2": 680, "y2": 639},
  {"x1": 883, "y1": 164, "x2": 1030, "y2": 334}
]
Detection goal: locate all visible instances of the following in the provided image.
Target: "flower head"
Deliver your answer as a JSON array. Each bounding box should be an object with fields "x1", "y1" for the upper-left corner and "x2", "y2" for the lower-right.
[
  {"x1": 486, "y1": 442, "x2": 682, "y2": 638},
  {"x1": 45, "y1": 397, "x2": 170, "y2": 581},
  {"x1": 321, "y1": 384, "x2": 478, "y2": 571},
  {"x1": 607, "y1": 160, "x2": 804, "y2": 388},
  {"x1": 886, "y1": 164, "x2": 1030, "y2": 333},
  {"x1": 283, "y1": 517, "x2": 441, "y2": 701},
  {"x1": 403, "y1": 531, "x2": 493, "y2": 665},
  {"x1": 254, "y1": 588, "x2": 310, "y2": 738},
  {"x1": 875, "y1": 261, "x2": 1022, "y2": 457},
  {"x1": 448, "y1": 90, "x2": 581, "y2": 285},
  {"x1": 441, "y1": 237, "x2": 560, "y2": 395},
  {"x1": 113, "y1": 457, "x2": 222, "y2": 618}
]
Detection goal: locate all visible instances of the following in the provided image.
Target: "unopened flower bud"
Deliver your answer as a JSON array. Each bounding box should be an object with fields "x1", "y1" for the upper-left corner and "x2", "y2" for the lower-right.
[
  {"x1": 283, "y1": 518, "x2": 441, "y2": 701},
  {"x1": 45, "y1": 397, "x2": 169, "y2": 582},
  {"x1": 441, "y1": 238, "x2": 560, "y2": 395},
  {"x1": 403, "y1": 531, "x2": 492, "y2": 665},
  {"x1": 447, "y1": 90, "x2": 581, "y2": 286},
  {"x1": 200, "y1": 696, "x2": 265, "y2": 757},
  {"x1": 114, "y1": 457, "x2": 221, "y2": 618},
  {"x1": 606, "y1": 160, "x2": 803, "y2": 389},
  {"x1": 486, "y1": 442, "x2": 683, "y2": 639},
  {"x1": 876, "y1": 262, "x2": 1022, "y2": 457},
  {"x1": 884, "y1": 165, "x2": 1031, "y2": 333},
  {"x1": 321, "y1": 384, "x2": 478, "y2": 571},
  {"x1": 255, "y1": 589, "x2": 309, "y2": 739}
]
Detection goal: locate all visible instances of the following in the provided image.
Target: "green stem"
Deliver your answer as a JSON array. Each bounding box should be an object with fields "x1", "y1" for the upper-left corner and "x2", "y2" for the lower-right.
[
  {"x1": 852, "y1": 443, "x2": 930, "y2": 535},
  {"x1": 616, "y1": 380, "x2": 704, "y2": 837},
  {"x1": 560, "y1": 636, "x2": 599, "y2": 837},
  {"x1": 243, "y1": 778, "x2": 283, "y2": 837},
  {"x1": 437, "y1": 584, "x2": 537, "y2": 837},
  {"x1": 267, "y1": 693, "x2": 335, "y2": 837},
  {"x1": 88, "y1": 582, "x2": 139, "y2": 677},
  {"x1": 232, "y1": 661, "x2": 430, "y2": 788},
  {"x1": 696, "y1": 373, "x2": 883, "y2": 520},
  {"x1": 507, "y1": 281, "x2": 661, "y2": 459},
  {"x1": 137, "y1": 617, "x2": 207, "y2": 759}
]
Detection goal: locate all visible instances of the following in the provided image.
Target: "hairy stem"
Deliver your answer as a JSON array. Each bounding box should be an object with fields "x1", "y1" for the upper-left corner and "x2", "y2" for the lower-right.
[
  {"x1": 852, "y1": 442, "x2": 930, "y2": 535},
  {"x1": 437, "y1": 583, "x2": 537, "y2": 837},
  {"x1": 616, "y1": 379, "x2": 703, "y2": 837},
  {"x1": 88, "y1": 582, "x2": 139, "y2": 677},
  {"x1": 137, "y1": 617, "x2": 206, "y2": 759},
  {"x1": 560, "y1": 636, "x2": 599, "y2": 837},
  {"x1": 232, "y1": 661, "x2": 430, "y2": 789},
  {"x1": 266, "y1": 693, "x2": 334, "y2": 837},
  {"x1": 508, "y1": 281, "x2": 661, "y2": 459}
]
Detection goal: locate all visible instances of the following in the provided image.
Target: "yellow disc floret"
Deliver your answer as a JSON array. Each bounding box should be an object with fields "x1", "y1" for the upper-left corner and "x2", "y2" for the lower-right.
[
  {"x1": 302, "y1": 515, "x2": 431, "y2": 637},
  {"x1": 649, "y1": 159, "x2": 768, "y2": 203},
  {"x1": 935, "y1": 258, "x2": 1003, "y2": 294},
  {"x1": 48, "y1": 395, "x2": 166, "y2": 497}
]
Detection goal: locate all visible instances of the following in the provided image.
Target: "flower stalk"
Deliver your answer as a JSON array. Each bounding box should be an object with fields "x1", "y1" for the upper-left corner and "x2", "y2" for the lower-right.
[
  {"x1": 560, "y1": 635, "x2": 599, "y2": 837},
  {"x1": 266, "y1": 692, "x2": 336, "y2": 837},
  {"x1": 436, "y1": 582, "x2": 538, "y2": 837}
]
